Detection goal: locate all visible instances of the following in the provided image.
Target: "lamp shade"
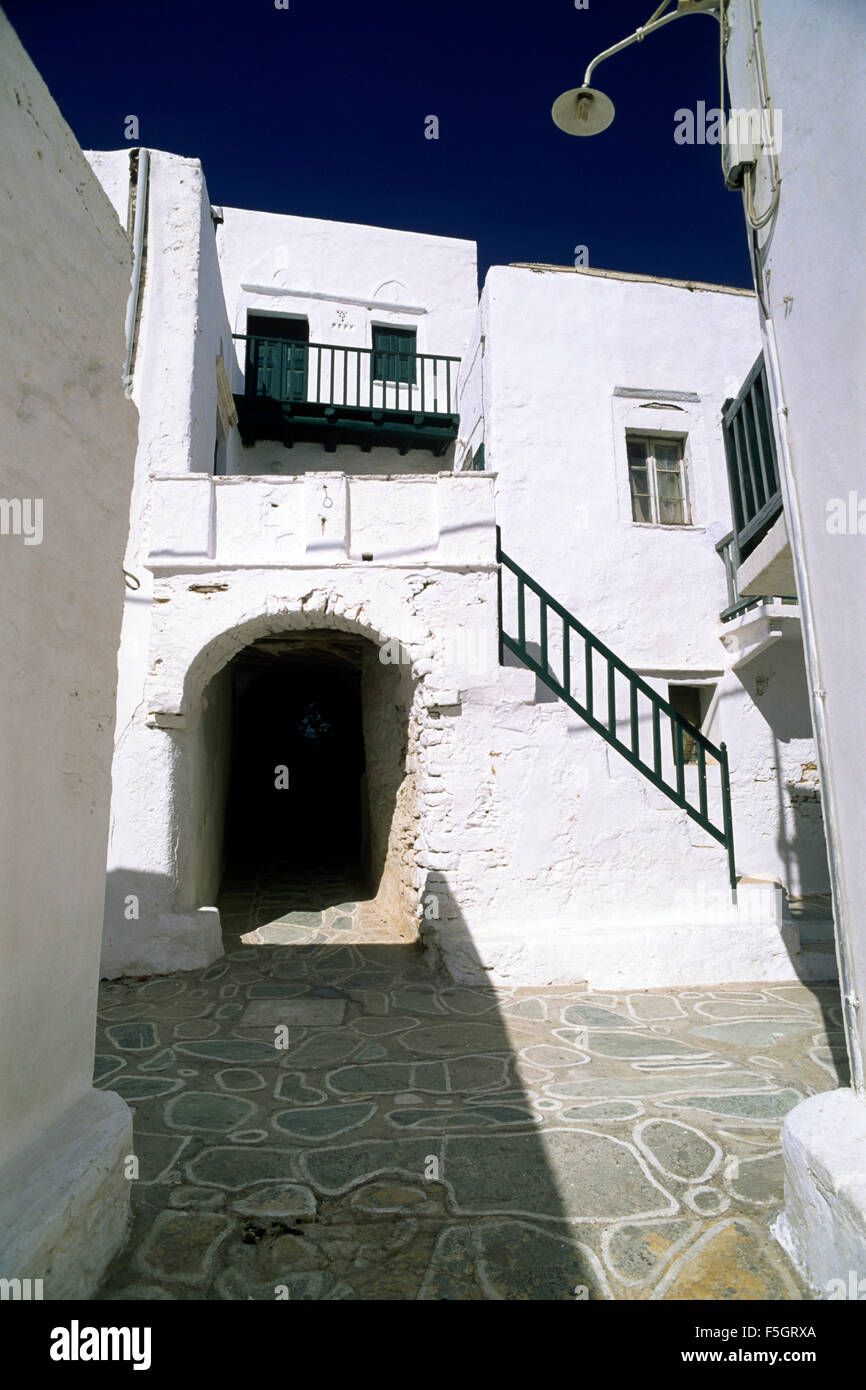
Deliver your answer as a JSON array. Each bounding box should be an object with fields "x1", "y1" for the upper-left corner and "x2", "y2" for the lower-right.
[{"x1": 551, "y1": 86, "x2": 615, "y2": 136}]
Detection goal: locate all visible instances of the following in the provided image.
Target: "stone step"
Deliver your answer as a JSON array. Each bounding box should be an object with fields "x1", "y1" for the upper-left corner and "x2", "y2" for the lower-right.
[
  {"x1": 795, "y1": 943, "x2": 838, "y2": 980},
  {"x1": 797, "y1": 920, "x2": 835, "y2": 945}
]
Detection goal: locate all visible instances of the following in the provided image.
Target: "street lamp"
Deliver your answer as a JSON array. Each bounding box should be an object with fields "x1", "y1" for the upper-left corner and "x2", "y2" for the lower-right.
[{"x1": 551, "y1": 0, "x2": 723, "y2": 136}]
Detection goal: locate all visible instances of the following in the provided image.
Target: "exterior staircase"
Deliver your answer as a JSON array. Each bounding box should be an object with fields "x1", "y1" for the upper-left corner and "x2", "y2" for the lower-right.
[{"x1": 496, "y1": 528, "x2": 737, "y2": 894}]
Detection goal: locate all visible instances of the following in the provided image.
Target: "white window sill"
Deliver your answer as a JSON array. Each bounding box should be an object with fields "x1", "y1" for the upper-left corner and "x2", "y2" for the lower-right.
[{"x1": 628, "y1": 521, "x2": 706, "y2": 533}]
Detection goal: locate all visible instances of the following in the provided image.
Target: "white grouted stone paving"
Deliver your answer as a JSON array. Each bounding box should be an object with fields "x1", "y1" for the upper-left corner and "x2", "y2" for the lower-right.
[{"x1": 93, "y1": 887, "x2": 846, "y2": 1300}]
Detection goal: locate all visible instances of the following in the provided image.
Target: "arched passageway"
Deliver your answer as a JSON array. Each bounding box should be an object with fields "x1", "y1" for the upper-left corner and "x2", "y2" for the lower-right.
[{"x1": 205, "y1": 627, "x2": 415, "y2": 940}]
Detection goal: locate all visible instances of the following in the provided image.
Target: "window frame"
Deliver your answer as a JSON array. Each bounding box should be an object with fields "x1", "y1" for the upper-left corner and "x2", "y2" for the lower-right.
[
  {"x1": 626, "y1": 432, "x2": 691, "y2": 528},
  {"x1": 667, "y1": 681, "x2": 719, "y2": 765}
]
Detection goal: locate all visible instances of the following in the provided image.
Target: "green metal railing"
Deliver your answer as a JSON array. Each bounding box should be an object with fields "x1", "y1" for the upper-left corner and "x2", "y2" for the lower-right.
[
  {"x1": 497, "y1": 529, "x2": 737, "y2": 894},
  {"x1": 716, "y1": 531, "x2": 798, "y2": 622},
  {"x1": 722, "y1": 353, "x2": 783, "y2": 561},
  {"x1": 233, "y1": 334, "x2": 460, "y2": 416}
]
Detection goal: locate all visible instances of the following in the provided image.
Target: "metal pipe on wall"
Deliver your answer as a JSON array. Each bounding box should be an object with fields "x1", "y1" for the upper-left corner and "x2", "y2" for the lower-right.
[{"x1": 122, "y1": 147, "x2": 149, "y2": 393}]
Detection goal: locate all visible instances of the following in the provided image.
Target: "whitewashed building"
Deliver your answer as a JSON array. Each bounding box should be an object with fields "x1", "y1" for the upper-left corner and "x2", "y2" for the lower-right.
[{"x1": 88, "y1": 144, "x2": 836, "y2": 995}]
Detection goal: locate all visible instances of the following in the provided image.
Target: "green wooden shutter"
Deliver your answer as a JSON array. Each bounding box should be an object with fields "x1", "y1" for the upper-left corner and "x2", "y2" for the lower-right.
[
  {"x1": 373, "y1": 328, "x2": 416, "y2": 383},
  {"x1": 286, "y1": 343, "x2": 308, "y2": 402},
  {"x1": 256, "y1": 338, "x2": 285, "y2": 400}
]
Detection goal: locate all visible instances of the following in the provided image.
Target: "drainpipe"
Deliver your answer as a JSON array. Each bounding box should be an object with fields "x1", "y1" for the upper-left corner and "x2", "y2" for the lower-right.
[
  {"x1": 759, "y1": 319, "x2": 864, "y2": 1097},
  {"x1": 122, "y1": 147, "x2": 149, "y2": 394}
]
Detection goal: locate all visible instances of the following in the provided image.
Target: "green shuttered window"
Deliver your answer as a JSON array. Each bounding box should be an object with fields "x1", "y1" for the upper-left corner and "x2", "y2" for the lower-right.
[{"x1": 372, "y1": 327, "x2": 417, "y2": 385}]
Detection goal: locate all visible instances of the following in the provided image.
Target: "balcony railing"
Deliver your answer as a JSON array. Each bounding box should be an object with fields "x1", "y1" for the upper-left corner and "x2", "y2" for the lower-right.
[
  {"x1": 232, "y1": 334, "x2": 461, "y2": 456},
  {"x1": 722, "y1": 353, "x2": 783, "y2": 561},
  {"x1": 716, "y1": 531, "x2": 797, "y2": 622}
]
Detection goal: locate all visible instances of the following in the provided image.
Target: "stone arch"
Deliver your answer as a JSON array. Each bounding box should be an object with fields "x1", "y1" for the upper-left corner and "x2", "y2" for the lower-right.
[{"x1": 149, "y1": 587, "x2": 431, "y2": 720}]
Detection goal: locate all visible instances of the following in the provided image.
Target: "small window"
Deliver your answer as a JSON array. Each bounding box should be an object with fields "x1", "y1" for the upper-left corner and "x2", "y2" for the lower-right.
[
  {"x1": 627, "y1": 435, "x2": 689, "y2": 525},
  {"x1": 668, "y1": 684, "x2": 713, "y2": 763},
  {"x1": 372, "y1": 326, "x2": 417, "y2": 384}
]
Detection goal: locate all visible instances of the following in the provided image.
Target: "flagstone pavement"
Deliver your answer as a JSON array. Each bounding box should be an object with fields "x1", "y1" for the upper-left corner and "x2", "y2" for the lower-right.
[{"x1": 93, "y1": 878, "x2": 847, "y2": 1301}]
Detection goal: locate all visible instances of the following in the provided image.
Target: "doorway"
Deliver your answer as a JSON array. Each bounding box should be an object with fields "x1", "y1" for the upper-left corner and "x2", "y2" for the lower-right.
[{"x1": 210, "y1": 626, "x2": 414, "y2": 946}]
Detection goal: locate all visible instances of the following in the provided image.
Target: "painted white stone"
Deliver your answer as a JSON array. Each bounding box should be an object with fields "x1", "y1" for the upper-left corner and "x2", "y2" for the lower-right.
[
  {"x1": 775, "y1": 1090, "x2": 866, "y2": 1296},
  {"x1": 0, "y1": 1090, "x2": 133, "y2": 1301},
  {"x1": 0, "y1": 13, "x2": 137, "y2": 1294}
]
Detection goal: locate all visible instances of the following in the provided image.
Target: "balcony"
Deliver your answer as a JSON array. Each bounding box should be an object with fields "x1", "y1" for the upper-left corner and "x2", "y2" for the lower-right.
[
  {"x1": 232, "y1": 335, "x2": 461, "y2": 456},
  {"x1": 716, "y1": 530, "x2": 799, "y2": 669},
  {"x1": 722, "y1": 352, "x2": 795, "y2": 596}
]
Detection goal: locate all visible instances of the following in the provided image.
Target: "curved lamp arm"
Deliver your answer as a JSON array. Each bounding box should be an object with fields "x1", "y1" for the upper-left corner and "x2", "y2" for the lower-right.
[{"x1": 583, "y1": 1, "x2": 721, "y2": 89}]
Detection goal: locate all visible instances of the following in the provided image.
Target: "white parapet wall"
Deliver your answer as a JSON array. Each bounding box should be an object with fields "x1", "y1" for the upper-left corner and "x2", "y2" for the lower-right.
[
  {"x1": 147, "y1": 471, "x2": 497, "y2": 569},
  {"x1": 0, "y1": 14, "x2": 137, "y2": 1296}
]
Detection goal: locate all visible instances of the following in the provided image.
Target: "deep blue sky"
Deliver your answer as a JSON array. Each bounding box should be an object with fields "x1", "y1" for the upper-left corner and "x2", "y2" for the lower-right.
[{"x1": 6, "y1": 0, "x2": 752, "y2": 290}]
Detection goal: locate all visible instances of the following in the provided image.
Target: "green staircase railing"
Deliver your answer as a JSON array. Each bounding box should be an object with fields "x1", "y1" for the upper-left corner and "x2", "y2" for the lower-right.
[{"x1": 497, "y1": 529, "x2": 736, "y2": 894}]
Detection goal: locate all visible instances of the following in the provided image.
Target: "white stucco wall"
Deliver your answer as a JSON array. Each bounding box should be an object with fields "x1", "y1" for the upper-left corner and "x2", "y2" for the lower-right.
[
  {"x1": 216, "y1": 206, "x2": 476, "y2": 478},
  {"x1": 483, "y1": 265, "x2": 757, "y2": 654},
  {"x1": 0, "y1": 13, "x2": 136, "y2": 1295},
  {"x1": 454, "y1": 309, "x2": 485, "y2": 470},
  {"x1": 90, "y1": 150, "x2": 243, "y2": 964},
  {"x1": 84, "y1": 149, "x2": 235, "y2": 736},
  {"x1": 475, "y1": 264, "x2": 829, "y2": 901},
  {"x1": 726, "y1": 0, "x2": 866, "y2": 1075},
  {"x1": 216, "y1": 205, "x2": 477, "y2": 363},
  {"x1": 85, "y1": 148, "x2": 130, "y2": 228},
  {"x1": 725, "y1": 0, "x2": 866, "y2": 1292}
]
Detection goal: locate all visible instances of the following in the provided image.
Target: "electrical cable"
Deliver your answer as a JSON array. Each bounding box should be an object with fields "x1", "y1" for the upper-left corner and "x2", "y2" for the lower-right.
[
  {"x1": 719, "y1": 4, "x2": 733, "y2": 183},
  {"x1": 741, "y1": 0, "x2": 782, "y2": 230}
]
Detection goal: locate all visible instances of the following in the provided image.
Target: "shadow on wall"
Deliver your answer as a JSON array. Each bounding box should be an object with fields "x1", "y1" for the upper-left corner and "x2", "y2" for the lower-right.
[
  {"x1": 502, "y1": 638, "x2": 558, "y2": 703},
  {"x1": 735, "y1": 643, "x2": 831, "y2": 897}
]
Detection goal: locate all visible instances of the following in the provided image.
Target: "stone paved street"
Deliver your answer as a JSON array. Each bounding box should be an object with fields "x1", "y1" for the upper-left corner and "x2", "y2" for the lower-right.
[{"x1": 94, "y1": 877, "x2": 847, "y2": 1300}]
